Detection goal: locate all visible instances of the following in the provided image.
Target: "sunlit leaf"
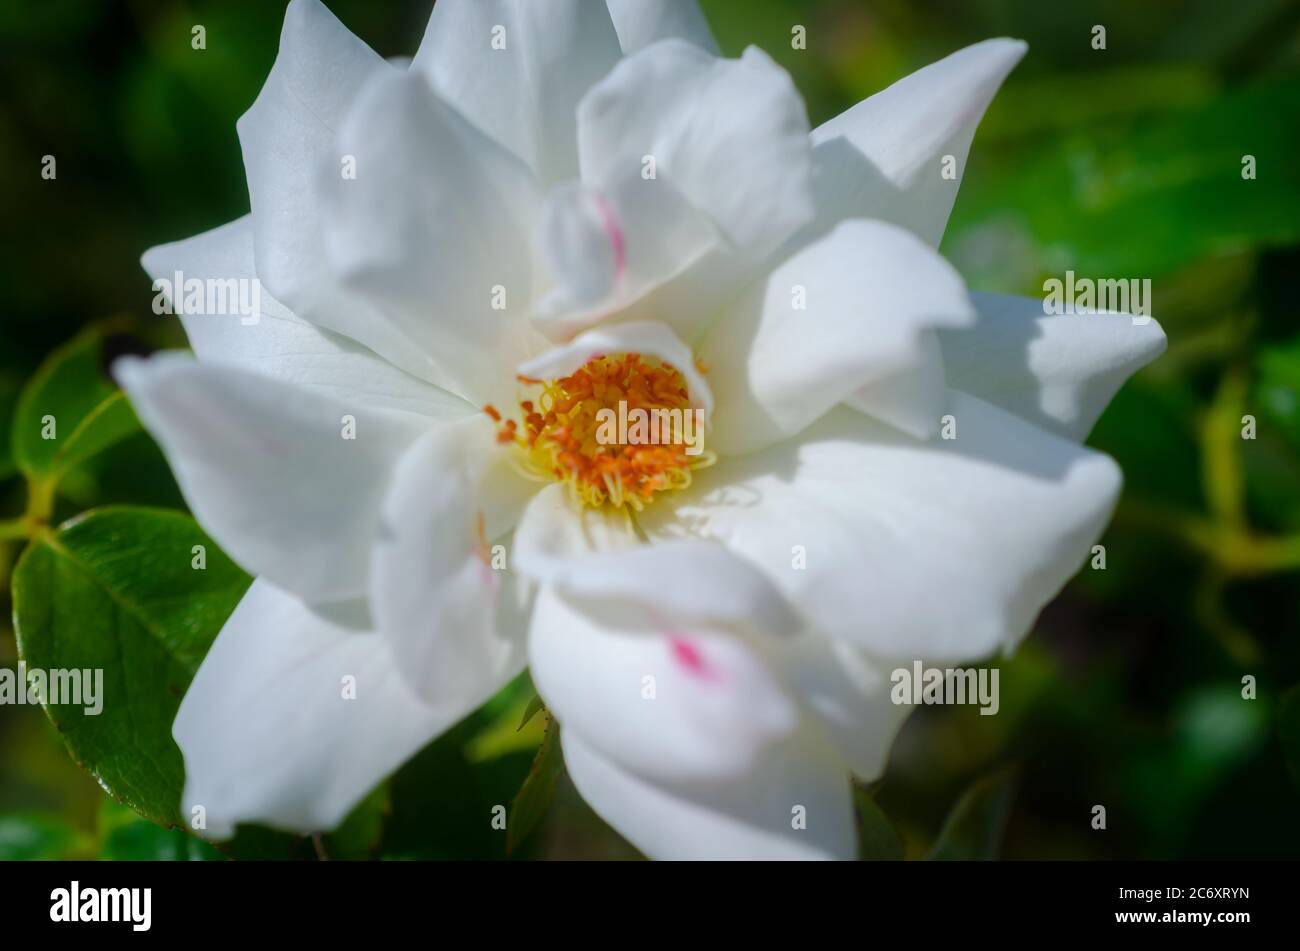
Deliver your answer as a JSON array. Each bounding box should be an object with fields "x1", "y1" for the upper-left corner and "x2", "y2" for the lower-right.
[
  {"x1": 508, "y1": 716, "x2": 563, "y2": 855},
  {"x1": 12, "y1": 506, "x2": 250, "y2": 826}
]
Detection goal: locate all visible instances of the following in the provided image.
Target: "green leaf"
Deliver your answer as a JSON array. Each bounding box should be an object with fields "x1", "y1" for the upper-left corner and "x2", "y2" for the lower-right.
[
  {"x1": 12, "y1": 506, "x2": 251, "y2": 827},
  {"x1": 1232, "y1": 333, "x2": 1300, "y2": 533},
  {"x1": 1257, "y1": 338, "x2": 1300, "y2": 445},
  {"x1": 976, "y1": 65, "x2": 1219, "y2": 141},
  {"x1": 215, "y1": 825, "x2": 311, "y2": 861},
  {"x1": 0, "y1": 813, "x2": 80, "y2": 860},
  {"x1": 927, "y1": 767, "x2": 1019, "y2": 861},
  {"x1": 11, "y1": 331, "x2": 140, "y2": 481},
  {"x1": 321, "y1": 785, "x2": 390, "y2": 861},
  {"x1": 466, "y1": 690, "x2": 547, "y2": 763},
  {"x1": 854, "y1": 787, "x2": 904, "y2": 860},
  {"x1": 383, "y1": 717, "x2": 534, "y2": 860},
  {"x1": 507, "y1": 715, "x2": 563, "y2": 855},
  {"x1": 98, "y1": 799, "x2": 223, "y2": 860},
  {"x1": 51, "y1": 392, "x2": 141, "y2": 480},
  {"x1": 947, "y1": 79, "x2": 1300, "y2": 287},
  {"x1": 1279, "y1": 684, "x2": 1300, "y2": 793},
  {"x1": 518, "y1": 693, "x2": 546, "y2": 732}
]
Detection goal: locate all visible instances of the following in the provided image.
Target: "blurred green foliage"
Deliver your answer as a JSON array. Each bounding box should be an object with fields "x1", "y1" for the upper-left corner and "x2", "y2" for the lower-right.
[{"x1": 1, "y1": 0, "x2": 1299, "y2": 859}]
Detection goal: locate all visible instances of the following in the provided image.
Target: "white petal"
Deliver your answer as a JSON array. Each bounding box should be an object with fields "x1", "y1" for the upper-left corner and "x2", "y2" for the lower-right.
[
  {"x1": 115, "y1": 353, "x2": 423, "y2": 603},
  {"x1": 537, "y1": 182, "x2": 620, "y2": 309},
  {"x1": 702, "y1": 220, "x2": 974, "y2": 456},
  {"x1": 843, "y1": 329, "x2": 950, "y2": 439},
  {"x1": 807, "y1": 38, "x2": 1026, "y2": 247},
  {"x1": 578, "y1": 39, "x2": 813, "y2": 259},
  {"x1": 530, "y1": 585, "x2": 798, "y2": 783},
  {"x1": 544, "y1": 38, "x2": 813, "y2": 342},
  {"x1": 941, "y1": 292, "x2": 1168, "y2": 441},
  {"x1": 562, "y1": 728, "x2": 854, "y2": 860},
  {"x1": 142, "y1": 216, "x2": 475, "y2": 423},
  {"x1": 370, "y1": 417, "x2": 534, "y2": 702},
  {"x1": 413, "y1": 0, "x2": 622, "y2": 186},
  {"x1": 600, "y1": 245, "x2": 761, "y2": 348},
  {"x1": 237, "y1": 1, "x2": 414, "y2": 378},
  {"x1": 604, "y1": 0, "x2": 718, "y2": 55},
  {"x1": 640, "y1": 397, "x2": 1122, "y2": 661},
  {"x1": 321, "y1": 69, "x2": 544, "y2": 409},
  {"x1": 533, "y1": 171, "x2": 718, "y2": 339},
  {"x1": 774, "y1": 637, "x2": 912, "y2": 782},
  {"x1": 515, "y1": 484, "x2": 803, "y2": 638},
  {"x1": 512, "y1": 483, "x2": 642, "y2": 568},
  {"x1": 175, "y1": 580, "x2": 480, "y2": 838},
  {"x1": 519, "y1": 482, "x2": 911, "y2": 784},
  {"x1": 515, "y1": 492, "x2": 907, "y2": 786},
  {"x1": 517, "y1": 321, "x2": 713, "y2": 421}
]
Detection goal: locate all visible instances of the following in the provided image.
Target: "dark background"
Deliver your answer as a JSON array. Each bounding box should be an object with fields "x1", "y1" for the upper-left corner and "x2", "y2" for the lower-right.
[{"x1": 2, "y1": 0, "x2": 1299, "y2": 859}]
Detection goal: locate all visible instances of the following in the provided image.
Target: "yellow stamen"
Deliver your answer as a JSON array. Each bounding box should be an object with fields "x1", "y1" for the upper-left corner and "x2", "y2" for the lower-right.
[{"x1": 487, "y1": 353, "x2": 715, "y2": 510}]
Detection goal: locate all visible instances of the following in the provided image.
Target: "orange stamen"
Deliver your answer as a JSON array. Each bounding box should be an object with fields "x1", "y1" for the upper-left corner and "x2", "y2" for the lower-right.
[{"x1": 490, "y1": 353, "x2": 715, "y2": 510}]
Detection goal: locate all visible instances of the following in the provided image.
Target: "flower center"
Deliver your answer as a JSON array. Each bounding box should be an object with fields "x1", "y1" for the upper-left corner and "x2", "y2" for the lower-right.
[{"x1": 487, "y1": 353, "x2": 715, "y2": 510}]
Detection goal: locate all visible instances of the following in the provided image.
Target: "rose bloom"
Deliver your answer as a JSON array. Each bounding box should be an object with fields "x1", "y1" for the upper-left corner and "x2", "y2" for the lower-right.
[{"x1": 119, "y1": 0, "x2": 1165, "y2": 859}]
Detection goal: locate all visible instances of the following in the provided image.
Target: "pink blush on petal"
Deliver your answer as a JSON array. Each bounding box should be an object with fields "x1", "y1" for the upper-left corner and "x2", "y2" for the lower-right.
[
  {"x1": 669, "y1": 636, "x2": 717, "y2": 680},
  {"x1": 593, "y1": 193, "x2": 626, "y2": 283}
]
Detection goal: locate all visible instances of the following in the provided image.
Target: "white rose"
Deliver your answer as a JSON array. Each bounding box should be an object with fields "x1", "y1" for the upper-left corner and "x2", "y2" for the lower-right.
[{"x1": 118, "y1": 0, "x2": 1165, "y2": 859}]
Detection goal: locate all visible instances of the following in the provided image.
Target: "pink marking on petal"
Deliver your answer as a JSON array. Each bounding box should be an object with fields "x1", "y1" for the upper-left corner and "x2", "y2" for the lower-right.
[
  {"x1": 669, "y1": 636, "x2": 717, "y2": 680},
  {"x1": 593, "y1": 193, "x2": 626, "y2": 284}
]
